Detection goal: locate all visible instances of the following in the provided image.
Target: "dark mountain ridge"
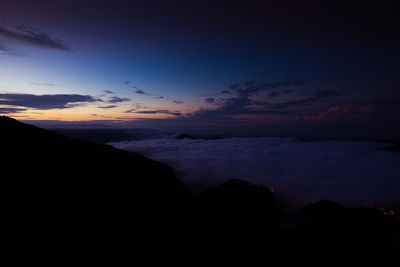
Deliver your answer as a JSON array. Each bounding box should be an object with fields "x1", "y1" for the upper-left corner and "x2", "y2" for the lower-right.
[{"x1": 1, "y1": 116, "x2": 185, "y2": 264}]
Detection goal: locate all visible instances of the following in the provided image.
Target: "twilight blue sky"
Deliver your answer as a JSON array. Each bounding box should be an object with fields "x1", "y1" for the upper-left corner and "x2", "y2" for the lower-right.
[{"x1": 1, "y1": 0, "x2": 399, "y2": 138}]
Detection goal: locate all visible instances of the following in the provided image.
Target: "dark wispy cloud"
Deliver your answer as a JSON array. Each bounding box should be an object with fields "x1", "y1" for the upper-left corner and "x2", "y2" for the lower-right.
[
  {"x1": 30, "y1": 82, "x2": 58, "y2": 87},
  {"x1": 103, "y1": 90, "x2": 114, "y2": 94},
  {"x1": 205, "y1": 97, "x2": 215, "y2": 104},
  {"x1": 98, "y1": 105, "x2": 117, "y2": 109},
  {"x1": 267, "y1": 90, "x2": 293, "y2": 98},
  {"x1": 0, "y1": 24, "x2": 70, "y2": 51},
  {"x1": 0, "y1": 45, "x2": 24, "y2": 57},
  {"x1": 0, "y1": 93, "x2": 99, "y2": 109},
  {"x1": 187, "y1": 79, "x2": 341, "y2": 121},
  {"x1": 228, "y1": 79, "x2": 306, "y2": 97},
  {"x1": 271, "y1": 90, "x2": 340, "y2": 109},
  {"x1": 108, "y1": 96, "x2": 130, "y2": 103},
  {"x1": 135, "y1": 89, "x2": 150, "y2": 95},
  {"x1": 0, "y1": 107, "x2": 27, "y2": 114},
  {"x1": 134, "y1": 110, "x2": 182, "y2": 117},
  {"x1": 173, "y1": 100, "x2": 184, "y2": 104},
  {"x1": 123, "y1": 103, "x2": 149, "y2": 113},
  {"x1": 122, "y1": 81, "x2": 131, "y2": 84},
  {"x1": 135, "y1": 88, "x2": 184, "y2": 104}
]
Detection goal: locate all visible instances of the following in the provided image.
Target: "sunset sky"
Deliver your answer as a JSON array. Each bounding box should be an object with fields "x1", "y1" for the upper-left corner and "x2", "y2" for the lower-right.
[{"x1": 1, "y1": 0, "x2": 399, "y2": 138}]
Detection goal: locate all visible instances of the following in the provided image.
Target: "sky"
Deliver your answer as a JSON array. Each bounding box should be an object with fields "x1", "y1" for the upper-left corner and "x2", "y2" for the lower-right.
[{"x1": 1, "y1": 0, "x2": 399, "y2": 138}]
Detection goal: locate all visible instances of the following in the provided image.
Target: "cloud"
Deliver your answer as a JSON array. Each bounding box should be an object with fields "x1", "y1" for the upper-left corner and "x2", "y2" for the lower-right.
[
  {"x1": 191, "y1": 78, "x2": 338, "y2": 119},
  {"x1": 0, "y1": 24, "x2": 71, "y2": 51},
  {"x1": 134, "y1": 110, "x2": 182, "y2": 116},
  {"x1": 297, "y1": 103, "x2": 376, "y2": 122},
  {"x1": 103, "y1": 90, "x2": 114, "y2": 94},
  {"x1": 0, "y1": 45, "x2": 24, "y2": 57},
  {"x1": 122, "y1": 81, "x2": 131, "y2": 84},
  {"x1": 109, "y1": 96, "x2": 130, "y2": 103},
  {"x1": 205, "y1": 97, "x2": 215, "y2": 103},
  {"x1": 135, "y1": 89, "x2": 149, "y2": 95},
  {"x1": 227, "y1": 79, "x2": 306, "y2": 97},
  {"x1": 110, "y1": 138, "x2": 400, "y2": 210},
  {"x1": 267, "y1": 89, "x2": 294, "y2": 98},
  {"x1": 114, "y1": 78, "x2": 355, "y2": 138},
  {"x1": 0, "y1": 107, "x2": 27, "y2": 114},
  {"x1": 98, "y1": 105, "x2": 117, "y2": 109},
  {"x1": 30, "y1": 82, "x2": 58, "y2": 87},
  {"x1": 271, "y1": 90, "x2": 340, "y2": 109},
  {"x1": 193, "y1": 79, "x2": 308, "y2": 117},
  {"x1": 135, "y1": 88, "x2": 184, "y2": 104},
  {"x1": 0, "y1": 93, "x2": 99, "y2": 109},
  {"x1": 123, "y1": 103, "x2": 149, "y2": 113}
]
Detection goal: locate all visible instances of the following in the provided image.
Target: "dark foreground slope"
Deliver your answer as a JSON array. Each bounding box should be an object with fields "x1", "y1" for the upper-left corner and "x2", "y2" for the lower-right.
[
  {"x1": 0, "y1": 116, "x2": 185, "y2": 264},
  {"x1": 1, "y1": 116, "x2": 399, "y2": 266},
  {"x1": 180, "y1": 180, "x2": 399, "y2": 266}
]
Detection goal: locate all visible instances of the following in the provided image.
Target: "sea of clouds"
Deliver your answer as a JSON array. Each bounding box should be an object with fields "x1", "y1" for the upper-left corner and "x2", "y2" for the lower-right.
[{"x1": 110, "y1": 137, "x2": 400, "y2": 211}]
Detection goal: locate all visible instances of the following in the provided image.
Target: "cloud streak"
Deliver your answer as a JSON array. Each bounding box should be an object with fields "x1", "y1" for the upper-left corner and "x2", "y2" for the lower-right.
[
  {"x1": 134, "y1": 88, "x2": 184, "y2": 104},
  {"x1": 0, "y1": 24, "x2": 71, "y2": 51},
  {"x1": 134, "y1": 109, "x2": 182, "y2": 117},
  {"x1": 98, "y1": 105, "x2": 117, "y2": 109},
  {"x1": 0, "y1": 107, "x2": 27, "y2": 114},
  {"x1": 0, "y1": 45, "x2": 24, "y2": 57},
  {"x1": 197, "y1": 79, "x2": 340, "y2": 120},
  {"x1": 30, "y1": 82, "x2": 58, "y2": 87},
  {"x1": 0, "y1": 93, "x2": 99, "y2": 109},
  {"x1": 108, "y1": 96, "x2": 130, "y2": 103}
]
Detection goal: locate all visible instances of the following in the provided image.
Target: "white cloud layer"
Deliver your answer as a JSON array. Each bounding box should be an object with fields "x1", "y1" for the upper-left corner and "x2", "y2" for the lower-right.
[{"x1": 110, "y1": 138, "x2": 400, "y2": 211}]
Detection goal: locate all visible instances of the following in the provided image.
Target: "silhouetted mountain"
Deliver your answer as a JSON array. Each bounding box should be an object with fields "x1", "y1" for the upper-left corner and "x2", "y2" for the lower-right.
[
  {"x1": 384, "y1": 144, "x2": 400, "y2": 152},
  {"x1": 0, "y1": 116, "x2": 185, "y2": 264},
  {"x1": 371, "y1": 139, "x2": 400, "y2": 152},
  {"x1": 1, "y1": 116, "x2": 398, "y2": 265},
  {"x1": 288, "y1": 201, "x2": 399, "y2": 266},
  {"x1": 298, "y1": 199, "x2": 346, "y2": 218},
  {"x1": 178, "y1": 181, "x2": 399, "y2": 265},
  {"x1": 180, "y1": 179, "x2": 286, "y2": 263}
]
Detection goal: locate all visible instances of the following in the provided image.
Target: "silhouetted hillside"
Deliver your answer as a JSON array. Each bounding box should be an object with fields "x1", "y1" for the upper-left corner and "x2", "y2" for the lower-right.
[
  {"x1": 384, "y1": 144, "x2": 400, "y2": 152},
  {"x1": 1, "y1": 116, "x2": 398, "y2": 265},
  {"x1": 0, "y1": 116, "x2": 185, "y2": 264}
]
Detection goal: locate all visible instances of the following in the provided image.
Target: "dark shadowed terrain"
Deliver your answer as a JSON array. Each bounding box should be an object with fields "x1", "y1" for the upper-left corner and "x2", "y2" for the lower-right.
[
  {"x1": 1, "y1": 116, "x2": 185, "y2": 265},
  {"x1": 1, "y1": 116, "x2": 399, "y2": 265}
]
